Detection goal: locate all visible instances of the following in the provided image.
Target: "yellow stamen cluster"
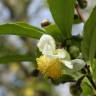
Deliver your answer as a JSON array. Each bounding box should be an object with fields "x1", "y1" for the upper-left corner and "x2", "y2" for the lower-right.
[{"x1": 36, "y1": 55, "x2": 63, "y2": 79}]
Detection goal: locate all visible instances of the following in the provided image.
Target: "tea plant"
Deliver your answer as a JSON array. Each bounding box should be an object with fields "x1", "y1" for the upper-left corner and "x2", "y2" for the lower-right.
[{"x1": 0, "y1": 0, "x2": 96, "y2": 95}]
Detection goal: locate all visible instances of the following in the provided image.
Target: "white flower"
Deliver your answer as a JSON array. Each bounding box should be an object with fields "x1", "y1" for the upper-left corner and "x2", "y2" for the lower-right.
[{"x1": 37, "y1": 34, "x2": 73, "y2": 69}]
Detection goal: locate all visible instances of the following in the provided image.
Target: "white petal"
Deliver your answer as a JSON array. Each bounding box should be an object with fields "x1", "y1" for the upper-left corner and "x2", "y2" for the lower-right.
[
  {"x1": 71, "y1": 59, "x2": 85, "y2": 71},
  {"x1": 45, "y1": 54, "x2": 58, "y2": 58},
  {"x1": 42, "y1": 44, "x2": 54, "y2": 55},
  {"x1": 37, "y1": 34, "x2": 56, "y2": 54},
  {"x1": 61, "y1": 60, "x2": 73, "y2": 69},
  {"x1": 56, "y1": 49, "x2": 70, "y2": 60},
  {"x1": 56, "y1": 49, "x2": 66, "y2": 59}
]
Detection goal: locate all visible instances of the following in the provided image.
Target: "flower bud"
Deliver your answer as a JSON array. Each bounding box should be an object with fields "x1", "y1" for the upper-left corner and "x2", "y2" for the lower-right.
[
  {"x1": 41, "y1": 19, "x2": 51, "y2": 27},
  {"x1": 69, "y1": 45, "x2": 80, "y2": 58}
]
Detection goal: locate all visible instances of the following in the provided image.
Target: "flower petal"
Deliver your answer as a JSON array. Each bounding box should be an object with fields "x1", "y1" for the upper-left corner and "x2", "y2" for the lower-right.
[
  {"x1": 61, "y1": 60, "x2": 73, "y2": 69},
  {"x1": 56, "y1": 49, "x2": 66, "y2": 59},
  {"x1": 71, "y1": 59, "x2": 85, "y2": 71},
  {"x1": 56, "y1": 49, "x2": 70, "y2": 60},
  {"x1": 42, "y1": 44, "x2": 54, "y2": 56},
  {"x1": 37, "y1": 34, "x2": 56, "y2": 54}
]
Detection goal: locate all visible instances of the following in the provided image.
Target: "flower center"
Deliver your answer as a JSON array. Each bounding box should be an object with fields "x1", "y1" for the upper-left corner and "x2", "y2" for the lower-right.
[{"x1": 36, "y1": 55, "x2": 63, "y2": 79}]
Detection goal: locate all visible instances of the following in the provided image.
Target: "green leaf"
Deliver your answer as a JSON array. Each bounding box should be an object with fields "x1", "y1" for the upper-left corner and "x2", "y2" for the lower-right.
[
  {"x1": 47, "y1": 0, "x2": 75, "y2": 38},
  {"x1": 16, "y1": 22, "x2": 42, "y2": 30},
  {"x1": 82, "y1": 7, "x2": 96, "y2": 60},
  {"x1": 81, "y1": 82, "x2": 94, "y2": 96},
  {"x1": 51, "y1": 74, "x2": 74, "y2": 85},
  {"x1": 60, "y1": 74, "x2": 74, "y2": 83},
  {"x1": 91, "y1": 59, "x2": 96, "y2": 80},
  {"x1": 0, "y1": 22, "x2": 66, "y2": 42},
  {"x1": 17, "y1": 22, "x2": 64, "y2": 42},
  {"x1": 44, "y1": 24, "x2": 64, "y2": 42},
  {"x1": 0, "y1": 54, "x2": 35, "y2": 64},
  {"x1": 0, "y1": 23, "x2": 44, "y2": 39}
]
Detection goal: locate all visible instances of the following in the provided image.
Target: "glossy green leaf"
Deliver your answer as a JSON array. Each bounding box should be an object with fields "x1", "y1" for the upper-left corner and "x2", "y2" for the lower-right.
[
  {"x1": 47, "y1": 0, "x2": 75, "y2": 39},
  {"x1": 0, "y1": 23, "x2": 66, "y2": 42},
  {"x1": 16, "y1": 22, "x2": 42, "y2": 30},
  {"x1": 0, "y1": 23, "x2": 44, "y2": 39},
  {"x1": 0, "y1": 54, "x2": 34, "y2": 64},
  {"x1": 82, "y1": 7, "x2": 96, "y2": 60}
]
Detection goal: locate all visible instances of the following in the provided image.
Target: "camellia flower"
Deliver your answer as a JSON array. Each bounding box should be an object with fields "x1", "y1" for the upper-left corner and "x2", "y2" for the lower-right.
[{"x1": 36, "y1": 34, "x2": 73, "y2": 79}]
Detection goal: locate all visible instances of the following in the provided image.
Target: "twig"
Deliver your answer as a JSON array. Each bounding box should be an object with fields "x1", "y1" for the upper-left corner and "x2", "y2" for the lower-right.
[
  {"x1": 85, "y1": 65, "x2": 96, "y2": 90},
  {"x1": 75, "y1": 4, "x2": 85, "y2": 22}
]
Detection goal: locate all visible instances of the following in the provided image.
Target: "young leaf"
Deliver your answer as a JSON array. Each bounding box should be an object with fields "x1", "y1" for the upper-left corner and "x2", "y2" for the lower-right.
[
  {"x1": 44, "y1": 24, "x2": 64, "y2": 42},
  {"x1": 47, "y1": 0, "x2": 75, "y2": 39},
  {"x1": 82, "y1": 7, "x2": 96, "y2": 60},
  {"x1": 0, "y1": 23, "x2": 44, "y2": 39}
]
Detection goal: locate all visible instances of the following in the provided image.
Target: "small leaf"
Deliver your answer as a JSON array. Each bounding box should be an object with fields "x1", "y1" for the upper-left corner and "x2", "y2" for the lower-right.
[
  {"x1": 47, "y1": 0, "x2": 75, "y2": 38},
  {"x1": 44, "y1": 24, "x2": 64, "y2": 42},
  {"x1": 0, "y1": 23, "x2": 44, "y2": 39},
  {"x1": 0, "y1": 54, "x2": 35, "y2": 64},
  {"x1": 82, "y1": 7, "x2": 96, "y2": 60}
]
